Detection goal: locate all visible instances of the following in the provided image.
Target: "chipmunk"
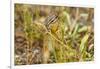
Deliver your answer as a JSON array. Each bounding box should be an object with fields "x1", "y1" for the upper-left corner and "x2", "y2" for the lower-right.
[
  {"x1": 44, "y1": 13, "x2": 59, "y2": 33},
  {"x1": 42, "y1": 13, "x2": 59, "y2": 63}
]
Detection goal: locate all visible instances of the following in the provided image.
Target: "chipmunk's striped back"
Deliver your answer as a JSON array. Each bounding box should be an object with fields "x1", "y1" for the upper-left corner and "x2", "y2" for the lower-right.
[{"x1": 44, "y1": 14, "x2": 58, "y2": 31}]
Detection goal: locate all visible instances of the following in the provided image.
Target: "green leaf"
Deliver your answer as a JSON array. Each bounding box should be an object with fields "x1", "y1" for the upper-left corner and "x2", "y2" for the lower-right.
[
  {"x1": 78, "y1": 26, "x2": 88, "y2": 33},
  {"x1": 80, "y1": 34, "x2": 89, "y2": 53},
  {"x1": 72, "y1": 24, "x2": 79, "y2": 36}
]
